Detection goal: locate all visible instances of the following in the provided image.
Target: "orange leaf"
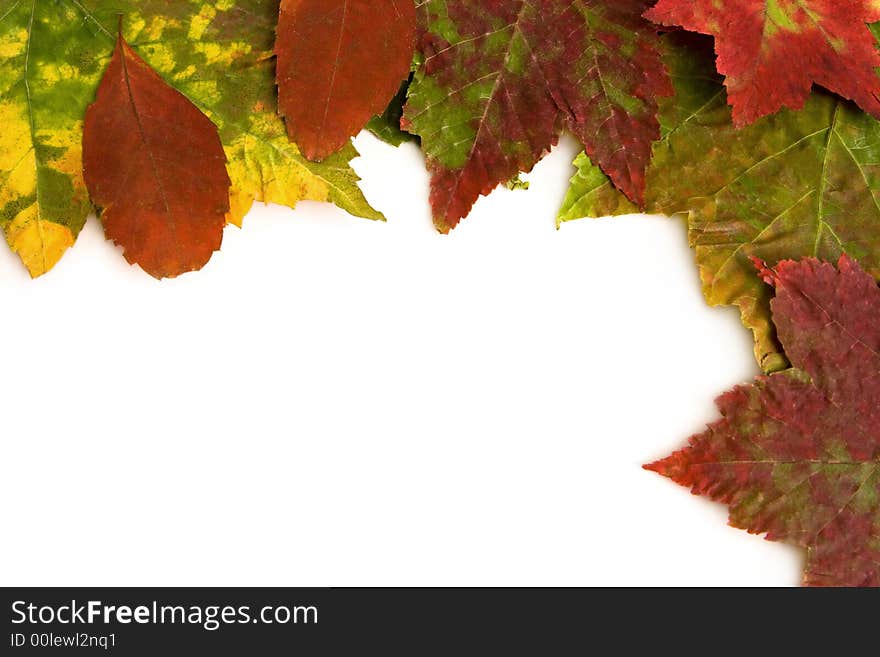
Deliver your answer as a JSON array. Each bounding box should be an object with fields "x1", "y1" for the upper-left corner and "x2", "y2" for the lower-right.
[
  {"x1": 275, "y1": 0, "x2": 417, "y2": 161},
  {"x1": 83, "y1": 35, "x2": 231, "y2": 279}
]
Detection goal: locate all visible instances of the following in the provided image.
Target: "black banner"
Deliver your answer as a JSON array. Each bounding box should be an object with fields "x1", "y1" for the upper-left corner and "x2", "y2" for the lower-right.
[{"x1": 1, "y1": 587, "x2": 875, "y2": 654}]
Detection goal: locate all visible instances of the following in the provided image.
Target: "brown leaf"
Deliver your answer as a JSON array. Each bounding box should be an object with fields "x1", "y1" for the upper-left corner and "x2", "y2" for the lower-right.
[
  {"x1": 275, "y1": 0, "x2": 417, "y2": 161},
  {"x1": 83, "y1": 34, "x2": 231, "y2": 279}
]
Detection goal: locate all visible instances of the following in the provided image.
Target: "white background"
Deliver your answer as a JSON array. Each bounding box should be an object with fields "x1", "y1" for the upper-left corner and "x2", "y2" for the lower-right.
[{"x1": 0, "y1": 133, "x2": 801, "y2": 586}]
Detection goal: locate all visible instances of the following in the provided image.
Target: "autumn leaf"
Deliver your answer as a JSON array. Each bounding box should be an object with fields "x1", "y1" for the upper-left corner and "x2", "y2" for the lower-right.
[
  {"x1": 0, "y1": 0, "x2": 381, "y2": 278},
  {"x1": 83, "y1": 35, "x2": 230, "y2": 279},
  {"x1": 558, "y1": 34, "x2": 722, "y2": 223},
  {"x1": 644, "y1": 0, "x2": 880, "y2": 127},
  {"x1": 648, "y1": 256, "x2": 880, "y2": 587},
  {"x1": 402, "y1": 0, "x2": 671, "y2": 233},
  {"x1": 0, "y1": 0, "x2": 102, "y2": 277},
  {"x1": 275, "y1": 0, "x2": 416, "y2": 160},
  {"x1": 559, "y1": 33, "x2": 880, "y2": 374}
]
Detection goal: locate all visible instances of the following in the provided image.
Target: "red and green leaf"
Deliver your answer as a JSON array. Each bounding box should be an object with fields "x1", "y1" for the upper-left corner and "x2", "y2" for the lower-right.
[
  {"x1": 644, "y1": 0, "x2": 880, "y2": 126},
  {"x1": 648, "y1": 256, "x2": 880, "y2": 587},
  {"x1": 403, "y1": 0, "x2": 671, "y2": 233}
]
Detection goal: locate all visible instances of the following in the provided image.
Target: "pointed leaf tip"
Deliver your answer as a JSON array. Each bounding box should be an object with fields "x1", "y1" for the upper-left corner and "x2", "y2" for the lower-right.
[
  {"x1": 649, "y1": 257, "x2": 880, "y2": 586},
  {"x1": 750, "y1": 256, "x2": 777, "y2": 287}
]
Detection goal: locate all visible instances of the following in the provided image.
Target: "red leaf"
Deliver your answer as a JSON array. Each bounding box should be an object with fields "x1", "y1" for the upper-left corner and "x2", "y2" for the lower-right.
[
  {"x1": 647, "y1": 256, "x2": 880, "y2": 586},
  {"x1": 83, "y1": 35, "x2": 230, "y2": 279},
  {"x1": 275, "y1": 0, "x2": 417, "y2": 161},
  {"x1": 403, "y1": 0, "x2": 671, "y2": 233},
  {"x1": 645, "y1": 0, "x2": 880, "y2": 126}
]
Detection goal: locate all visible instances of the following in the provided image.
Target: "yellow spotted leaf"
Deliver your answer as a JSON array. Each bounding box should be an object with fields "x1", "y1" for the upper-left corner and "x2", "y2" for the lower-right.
[{"x1": 0, "y1": 0, "x2": 382, "y2": 277}]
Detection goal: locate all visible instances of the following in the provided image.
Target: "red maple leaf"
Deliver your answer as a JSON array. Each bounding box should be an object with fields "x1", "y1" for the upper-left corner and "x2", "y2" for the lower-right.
[
  {"x1": 648, "y1": 256, "x2": 880, "y2": 586},
  {"x1": 645, "y1": 0, "x2": 880, "y2": 126}
]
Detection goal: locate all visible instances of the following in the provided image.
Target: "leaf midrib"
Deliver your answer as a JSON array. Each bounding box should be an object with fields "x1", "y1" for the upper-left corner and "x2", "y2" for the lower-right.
[
  {"x1": 703, "y1": 101, "x2": 856, "y2": 297},
  {"x1": 118, "y1": 42, "x2": 182, "y2": 266},
  {"x1": 22, "y1": 0, "x2": 49, "y2": 272},
  {"x1": 433, "y1": 0, "x2": 532, "y2": 221}
]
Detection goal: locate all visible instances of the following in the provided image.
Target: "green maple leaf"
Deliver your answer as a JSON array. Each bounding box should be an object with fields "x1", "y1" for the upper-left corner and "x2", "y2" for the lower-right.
[
  {"x1": 0, "y1": 0, "x2": 382, "y2": 278},
  {"x1": 559, "y1": 33, "x2": 880, "y2": 374}
]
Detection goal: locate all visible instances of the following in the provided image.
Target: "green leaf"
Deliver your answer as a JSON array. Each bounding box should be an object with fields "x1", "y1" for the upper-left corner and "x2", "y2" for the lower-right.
[
  {"x1": 0, "y1": 0, "x2": 103, "y2": 277},
  {"x1": 366, "y1": 76, "x2": 419, "y2": 148}
]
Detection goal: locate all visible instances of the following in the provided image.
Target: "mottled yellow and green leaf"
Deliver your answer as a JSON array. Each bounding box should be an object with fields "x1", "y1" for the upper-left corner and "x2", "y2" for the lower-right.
[{"x1": 0, "y1": 0, "x2": 382, "y2": 277}]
